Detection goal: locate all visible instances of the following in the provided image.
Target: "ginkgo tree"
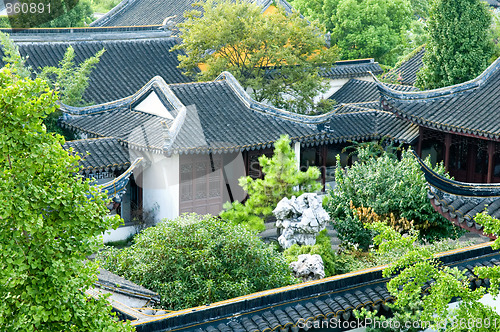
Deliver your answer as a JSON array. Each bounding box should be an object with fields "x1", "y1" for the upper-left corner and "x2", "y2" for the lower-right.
[
  {"x1": 0, "y1": 68, "x2": 132, "y2": 331},
  {"x1": 173, "y1": 0, "x2": 338, "y2": 114}
]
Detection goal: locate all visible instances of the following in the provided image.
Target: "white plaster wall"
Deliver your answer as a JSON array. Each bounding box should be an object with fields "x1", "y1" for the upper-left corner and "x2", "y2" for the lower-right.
[
  {"x1": 222, "y1": 153, "x2": 247, "y2": 203},
  {"x1": 102, "y1": 225, "x2": 136, "y2": 243},
  {"x1": 142, "y1": 153, "x2": 179, "y2": 223},
  {"x1": 294, "y1": 142, "x2": 301, "y2": 171}
]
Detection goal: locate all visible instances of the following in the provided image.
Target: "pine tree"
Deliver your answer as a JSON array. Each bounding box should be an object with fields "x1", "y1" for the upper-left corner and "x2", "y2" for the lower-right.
[
  {"x1": 415, "y1": 0, "x2": 494, "y2": 89},
  {"x1": 221, "y1": 135, "x2": 321, "y2": 231}
]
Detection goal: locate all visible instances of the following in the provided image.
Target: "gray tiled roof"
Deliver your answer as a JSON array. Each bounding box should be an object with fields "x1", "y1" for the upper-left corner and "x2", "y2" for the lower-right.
[
  {"x1": 329, "y1": 79, "x2": 418, "y2": 104},
  {"x1": 96, "y1": 268, "x2": 160, "y2": 303},
  {"x1": 321, "y1": 59, "x2": 383, "y2": 80},
  {"x1": 63, "y1": 137, "x2": 131, "y2": 173},
  {"x1": 383, "y1": 46, "x2": 425, "y2": 86},
  {"x1": 3, "y1": 29, "x2": 193, "y2": 105},
  {"x1": 377, "y1": 56, "x2": 500, "y2": 141},
  {"x1": 60, "y1": 72, "x2": 419, "y2": 155},
  {"x1": 91, "y1": 0, "x2": 295, "y2": 28},
  {"x1": 129, "y1": 244, "x2": 499, "y2": 331},
  {"x1": 427, "y1": 185, "x2": 500, "y2": 237},
  {"x1": 413, "y1": 151, "x2": 500, "y2": 238}
]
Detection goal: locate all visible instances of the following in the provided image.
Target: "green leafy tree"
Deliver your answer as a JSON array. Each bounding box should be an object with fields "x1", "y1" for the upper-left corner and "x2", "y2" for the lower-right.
[
  {"x1": 39, "y1": 0, "x2": 94, "y2": 28},
  {"x1": 356, "y1": 220, "x2": 500, "y2": 332},
  {"x1": 0, "y1": 32, "x2": 30, "y2": 79},
  {"x1": 409, "y1": 0, "x2": 430, "y2": 18},
  {"x1": 91, "y1": 0, "x2": 122, "y2": 14},
  {"x1": 0, "y1": 69, "x2": 131, "y2": 331},
  {"x1": 6, "y1": 0, "x2": 94, "y2": 28},
  {"x1": 331, "y1": 0, "x2": 412, "y2": 65},
  {"x1": 0, "y1": 32, "x2": 105, "y2": 138},
  {"x1": 415, "y1": 0, "x2": 494, "y2": 90},
  {"x1": 326, "y1": 148, "x2": 463, "y2": 244},
  {"x1": 98, "y1": 213, "x2": 297, "y2": 310},
  {"x1": 289, "y1": 0, "x2": 340, "y2": 32},
  {"x1": 221, "y1": 135, "x2": 321, "y2": 231},
  {"x1": 39, "y1": 45, "x2": 105, "y2": 106},
  {"x1": 173, "y1": 0, "x2": 338, "y2": 114}
]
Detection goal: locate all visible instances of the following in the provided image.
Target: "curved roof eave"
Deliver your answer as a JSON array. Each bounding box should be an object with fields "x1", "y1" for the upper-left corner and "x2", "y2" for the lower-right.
[{"x1": 374, "y1": 56, "x2": 500, "y2": 101}]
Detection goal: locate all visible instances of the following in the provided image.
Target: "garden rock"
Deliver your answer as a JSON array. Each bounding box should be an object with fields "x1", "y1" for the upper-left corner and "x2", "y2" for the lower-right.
[
  {"x1": 273, "y1": 193, "x2": 329, "y2": 249},
  {"x1": 290, "y1": 254, "x2": 325, "y2": 281}
]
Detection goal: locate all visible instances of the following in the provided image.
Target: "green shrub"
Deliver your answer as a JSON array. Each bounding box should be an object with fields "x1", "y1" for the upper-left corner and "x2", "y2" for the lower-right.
[
  {"x1": 283, "y1": 230, "x2": 343, "y2": 277},
  {"x1": 331, "y1": 210, "x2": 374, "y2": 251},
  {"x1": 98, "y1": 213, "x2": 297, "y2": 310},
  {"x1": 327, "y1": 148, "x2": 463, "y2": 246}
]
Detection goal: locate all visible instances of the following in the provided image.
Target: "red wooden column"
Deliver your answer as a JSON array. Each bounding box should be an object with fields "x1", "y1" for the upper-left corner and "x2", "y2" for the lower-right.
[
  {"x1": 417, "y1": 127, "x2": 423, "y2": 157},
  {"x1": 444, "y1": 133, "x2": 451, "y2": 171},
  {"x1": 136, "y1": 170, "x2": 143, "y2": 213},
  {"x1": 487, "y1": 141, "x2": 495, "y2": 183},
  {"x1": 243, "y1": 150, "x2": 249, "y2": 177},
  {"x1": 321, "y1": 144, "x2": 327, "y2": 190}
]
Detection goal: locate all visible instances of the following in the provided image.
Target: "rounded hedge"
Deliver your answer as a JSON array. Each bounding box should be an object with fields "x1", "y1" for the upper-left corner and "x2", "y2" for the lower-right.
[{"x1": 98, "y1": 213, "x2": 297, "y2": 310}]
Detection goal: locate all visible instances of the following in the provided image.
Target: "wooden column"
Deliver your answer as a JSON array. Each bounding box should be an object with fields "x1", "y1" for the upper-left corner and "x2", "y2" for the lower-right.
[
  {"x1": 321, "y1": 144, "x2": 327, "y2": 190},
  {"x1": 417, "y1": 127, "x2": 423, "y2": 157},
  {"x1": 444, "y1": 133, "x2": 451, "y2": 171},
  {"x1": 243, "y1": 150, "x2": 249, "y2": 176},
  {"x1": 136, "y1": 171, "x2": 143, "y2": 213},
  {"x1": 487, "y1": 141, "x2": 495, "y2": 183}
]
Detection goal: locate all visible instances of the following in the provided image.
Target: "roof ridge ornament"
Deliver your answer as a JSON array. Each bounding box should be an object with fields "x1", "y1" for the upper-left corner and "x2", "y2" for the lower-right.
[{"x1": 162, "y1": 106, "x2": 187, "y2": 151}]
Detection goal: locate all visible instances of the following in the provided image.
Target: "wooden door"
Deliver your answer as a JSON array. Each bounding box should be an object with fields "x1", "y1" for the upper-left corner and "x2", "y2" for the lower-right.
[{"x1": 179, "y1": 154, "x2": 223, "y2": 215}]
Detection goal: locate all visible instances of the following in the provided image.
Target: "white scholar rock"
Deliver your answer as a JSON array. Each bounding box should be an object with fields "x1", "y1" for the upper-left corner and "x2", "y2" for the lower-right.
[
  {"x1": 290, "y1": 254, "x2": 325, "y2": 281},
  {"x1": 273, "y1": 193, "x2": 330, "y2": 249}
]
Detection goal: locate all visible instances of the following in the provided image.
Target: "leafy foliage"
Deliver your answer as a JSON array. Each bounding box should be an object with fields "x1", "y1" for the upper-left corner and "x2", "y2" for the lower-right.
[
  {"x1": 220, "y1": 135, "x2": 321, "y2": 231},
  {"x1": 415, "y1": 0, "x2": 494, "y2": 89},
  {"x1": 98, "y1": 213, "x2": 297, "y2": 310},
  {"x1": 90, "y1": 0, "x2": 122, "y2": 13},
  {"x1": 409, "y1": 0, "x2": 430, "y2": 18},
  {"x1": 283, "y1": 230, "x2": 340, "y2": 277},
  {"x1": 289, "y1": 0, "x2": 340, "y2": 32},
  {"x1": 356, "y1": 221, "x2": 500, "y2": 332},
  {"x1": 330, "y1": 0, "x2": 412, "y2": 65},
  {"x1": 326, "y1": 148, "x2": 463, "y2": 245},
  {"x1": 0, "y1": 33, "x2": 30, "y2": 79},
  {"x1": 40, "y1": 0, "x2": 94, "y2": 27},
  {"x1": 173, "y1": 0, "x2": 338, "y2": 114},
  {"x1": 0, "y1": 69, "x2": 131, "y2": 331},
  {"x1": 0, "y1": 32, "x2": 104, "y2": 140},
  {"x1": 5, "y1": 0, "x2": 93, "y2": 28},
  {"x1": 0, "y1": 33, "x2": 105, "y2": 138},
  {"x1": 474, "y1": 212, "x2": 500, "y2": 298},
  {"x1": 39, "y1": 45, "x2": 105, "y2": 106}
]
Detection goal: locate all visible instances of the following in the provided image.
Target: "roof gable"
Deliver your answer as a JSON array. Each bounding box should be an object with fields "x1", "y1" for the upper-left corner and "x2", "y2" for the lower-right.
[{"x1": 133, "y1": 91, "x2": 174, "y2": 119}]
